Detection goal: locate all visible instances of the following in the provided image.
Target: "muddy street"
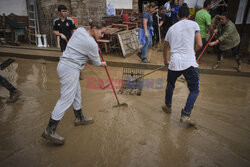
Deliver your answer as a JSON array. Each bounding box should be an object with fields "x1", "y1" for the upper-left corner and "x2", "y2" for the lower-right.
[{"x1": 0, "y1": 58, "x2": 250, "y2": 167}]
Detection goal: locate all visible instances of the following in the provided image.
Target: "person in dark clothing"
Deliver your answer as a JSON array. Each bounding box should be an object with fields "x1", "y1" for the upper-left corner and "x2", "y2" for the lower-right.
[
  {"x1": 53, "y1": 5, "x2": 76, "y2": 52},
  {"x1": 171, "y1": 0, "x2": 181, "y2": 24},
  {"x1": 152, "y1": 6, "x2": 165, "y2": 48},
  {"x1": 163, "y1": 0, "x2": 172, "y2": 37},
  {"x1": 0, "y1": 75, "x2": 22, "y2": 103}
]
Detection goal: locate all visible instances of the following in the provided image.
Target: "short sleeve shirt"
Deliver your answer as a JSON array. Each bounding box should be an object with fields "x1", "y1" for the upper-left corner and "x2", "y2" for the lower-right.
[
  {"x1": 140, "y1": 12, "x2": 153, "y2": 28},
  {"x1": 164, "y1": 20, "x2": 200, "y2": 71},
  {"x1": 195, "y1": 9, "x2": 211, "y2": 38},
  {"x1": 53, "y1": 17, "x2": 76, "y2": 40}
]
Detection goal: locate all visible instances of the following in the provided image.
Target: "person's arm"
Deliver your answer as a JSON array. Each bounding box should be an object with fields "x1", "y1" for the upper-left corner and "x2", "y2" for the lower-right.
[
  {"x1": 195, "y1": 32, "x2": 203, "y2": 51},
  {"x1": 163, "y1": 30, "x2": 171, "y2": 65},
  {"x1": 53, "y1": 30, "x2": 67, "y2": 41},
  {"x1": 209, "y1": 25, "x2": 232, "y2": 46},
  {"x1": 53, "y1": 19, "x2": 67, "y2": 41},
  {"x1": 70, "y1": 18, "x2": 77, "y2": 32},
  {"x1": 89, "y1": 45, "x2": 106, "y2": 67},
  {"x1": 143, "y1": 18, "x2": 148, "y2": 38},
  {"x1": 206, "y1": 14, "x2": 213, "y2": 32},
  {"x1": 159, "y1": 21, "x2": 164, "y2": 27},
  {"x1": 163, "y1": 43, "x2": 169, "y2": 65}
]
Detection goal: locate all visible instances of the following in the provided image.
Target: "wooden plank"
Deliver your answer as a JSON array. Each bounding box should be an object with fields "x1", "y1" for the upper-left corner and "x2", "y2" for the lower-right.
[
  {"x1": 117, "y1": 28, "x2": 140, "y2": 57},
  {"x1": 111, "y1": 24, "x2": 129, "y2": 30}
]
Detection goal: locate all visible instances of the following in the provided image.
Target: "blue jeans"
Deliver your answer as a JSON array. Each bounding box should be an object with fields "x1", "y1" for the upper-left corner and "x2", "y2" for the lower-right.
[
  {"x1": 165, "y1": 66, "x2": 200, "y2": 116},
  {"x1": 140, "y1": 32, "x2": 152, "y2": 60}
]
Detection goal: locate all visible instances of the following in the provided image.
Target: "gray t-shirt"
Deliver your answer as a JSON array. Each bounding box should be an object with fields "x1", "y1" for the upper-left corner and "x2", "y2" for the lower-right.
[{"x1": 60, "y1": 27, "x2": 101, "y2": 70}]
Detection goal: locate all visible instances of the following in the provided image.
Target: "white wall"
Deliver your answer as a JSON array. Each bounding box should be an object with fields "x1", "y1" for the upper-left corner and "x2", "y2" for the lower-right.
[
  {"x1": 0, "y1": 0, "x2": 27, "y2": 16},
  {"x1": 107, "y1": 0, "x2": 133, "y2": 9}
]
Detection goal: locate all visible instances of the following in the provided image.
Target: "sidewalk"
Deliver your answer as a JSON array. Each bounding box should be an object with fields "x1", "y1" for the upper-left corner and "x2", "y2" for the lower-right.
[{"x1": 0, "y1": 44, "x2": 249, "y2": 77}]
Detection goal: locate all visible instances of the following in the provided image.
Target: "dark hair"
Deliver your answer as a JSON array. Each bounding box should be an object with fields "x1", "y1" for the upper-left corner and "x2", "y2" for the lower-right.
[
  {"x1": 171, "y1": 0, "x2": 179, "y2": 5},
  {"x1": 203, "y1": 0, "x2": 212, "y2": 8},
  {"x1": 178, "y1": 3, "x2": 189, "y2": 18},
  {"x1": 58, "y1": 5, "x2": 67, "y2": 12},
  {"x1": 144, "y1": 2, "x2": 156, "y2": 12},
  {"x1": 221, "y1": 12, "x2": 229, "y2": 19},
  {"x1": 90, "y1": 21, "x2": 106, "y2": 29}
]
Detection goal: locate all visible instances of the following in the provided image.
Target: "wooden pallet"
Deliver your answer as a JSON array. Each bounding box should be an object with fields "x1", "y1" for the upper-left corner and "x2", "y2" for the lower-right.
[{"x1": 117, "y1": 28, "x2": 140, "y2": 57}]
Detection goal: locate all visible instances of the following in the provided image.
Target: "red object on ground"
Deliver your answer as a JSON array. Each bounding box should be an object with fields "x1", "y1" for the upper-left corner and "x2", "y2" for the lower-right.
[
  {"x1": 122, "y1": 14, "x2": 130, "y2": 22},
  {"x1": 196, "y1": 33, "x2": 215, "y2": 62}
]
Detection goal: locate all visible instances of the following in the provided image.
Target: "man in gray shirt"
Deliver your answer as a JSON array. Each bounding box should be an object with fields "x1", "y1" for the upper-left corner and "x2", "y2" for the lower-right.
[{"x1": 42, "y1": 21, "x2": 107, "y2": 145}]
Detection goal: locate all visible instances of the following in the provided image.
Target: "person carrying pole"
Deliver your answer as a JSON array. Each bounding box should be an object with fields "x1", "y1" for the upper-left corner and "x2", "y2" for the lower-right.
[
  {"x1": 41, "y1": 21, "x2": 107, "y2": 145},
  {"x1": 209, "y1": 12, "x2": 241, "y2": 72},
  {"x1": 162, "y1": 3, "x2": 202, "y2": 125}
]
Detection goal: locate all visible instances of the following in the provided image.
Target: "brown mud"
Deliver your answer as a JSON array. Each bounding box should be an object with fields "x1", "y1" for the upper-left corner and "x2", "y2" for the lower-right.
[{"x1": 0, "y1": 58, "x2": 250, "y2": 167}]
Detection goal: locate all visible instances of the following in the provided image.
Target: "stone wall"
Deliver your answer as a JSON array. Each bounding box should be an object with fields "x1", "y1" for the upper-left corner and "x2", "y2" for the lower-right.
[
  {"x1": 71, "y1": 0, "x2": 106, "y2": 26},
  {"x1": 132, "y1": 0, "x2": 138, "y2": 12}
]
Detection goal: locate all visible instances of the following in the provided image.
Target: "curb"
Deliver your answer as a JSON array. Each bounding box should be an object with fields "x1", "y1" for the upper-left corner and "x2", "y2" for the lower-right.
[{"x1": 0, "y1": 48, "x2": 249, "y2": 78}]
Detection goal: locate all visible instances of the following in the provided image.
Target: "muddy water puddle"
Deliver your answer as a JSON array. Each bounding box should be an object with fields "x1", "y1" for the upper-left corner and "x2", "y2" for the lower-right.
[{"x1": 0, "y1": 58, "x2": 250, "y2": 167}]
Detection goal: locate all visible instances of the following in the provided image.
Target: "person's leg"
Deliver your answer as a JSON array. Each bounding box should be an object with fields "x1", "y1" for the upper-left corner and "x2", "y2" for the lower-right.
[
  {"x1": 51, "y1": 64, "x2": 80, "y2": 120},
  {"x1": 231, "y1": 44, "x2": 241, "y2": 71},
  {"x1": 213, "y1": 48, "x2": 224, "y2": 69},
  {"x1": 182, "y1": 66, "x2": 200, "y2": 117},
  {"x1": 60, "y1": 40, "x2": 67, "y2": 52},
  {"x1": 164, "y1": 69, "x2": 182, "y2": 109},
  {"x1": 72, "y1": 81, "x2": 94, "y2": 126},
  {"x1": 42, "y1": 63, "x2": 79, "y2": 144},
  {"x1": 152, "y1": 25, "x2": 157, "y2": 47},
  {"x1": 141, "y1": 32, "x2": 151, "y2": 63},
  {"x1": 0, "y1": 75, "x2": 22, "y2": 103}
]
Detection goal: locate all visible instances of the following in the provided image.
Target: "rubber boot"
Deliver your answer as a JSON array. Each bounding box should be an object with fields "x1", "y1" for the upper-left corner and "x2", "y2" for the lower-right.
[
  {"x1": 74, "y1": 109, "x2": 94, "y2": 126},
  {"x1": 7, "y1": 89, "x2": 22, "y2": 103},
  {"x1": 41, "y1": 118, "x2": 64, "y2": 145}
]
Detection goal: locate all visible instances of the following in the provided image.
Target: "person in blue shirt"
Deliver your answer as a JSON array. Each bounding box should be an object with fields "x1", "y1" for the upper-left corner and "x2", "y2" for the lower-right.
[
  {"x1": 137, "y1": 2, "x2": 157, "y2": 63},
  {"x1": 171, "y1": 0, "x2": 181, "y2": 24}
]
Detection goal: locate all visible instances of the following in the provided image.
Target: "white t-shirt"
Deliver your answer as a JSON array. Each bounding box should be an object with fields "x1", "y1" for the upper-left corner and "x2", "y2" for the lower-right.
[
  {"x1": 164, "y1": 19, "x2": 200, "y2": 71},
  {"x1": 60, "y1": 27, "x2": 101, "y2": 70}
]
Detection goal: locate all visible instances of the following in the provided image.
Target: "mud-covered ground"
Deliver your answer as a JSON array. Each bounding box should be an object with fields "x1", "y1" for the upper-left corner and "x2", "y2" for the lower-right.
[{"x1": 0, "y1": 58, "x2": 250, "y2": 167}]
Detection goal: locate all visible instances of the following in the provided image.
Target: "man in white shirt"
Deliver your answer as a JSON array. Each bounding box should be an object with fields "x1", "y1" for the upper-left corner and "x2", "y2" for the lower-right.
[{"x1": 162, "y1": 3, "x2": 202, "y2": 125}]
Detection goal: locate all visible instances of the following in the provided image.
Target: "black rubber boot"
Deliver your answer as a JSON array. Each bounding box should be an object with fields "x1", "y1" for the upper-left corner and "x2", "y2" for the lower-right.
[
  {"x1": 41, "y1": 118, "x2": 64, "y2": 145},
  {"x1": 74, "y1": 109, "x2": 94, "y2": 126}
]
